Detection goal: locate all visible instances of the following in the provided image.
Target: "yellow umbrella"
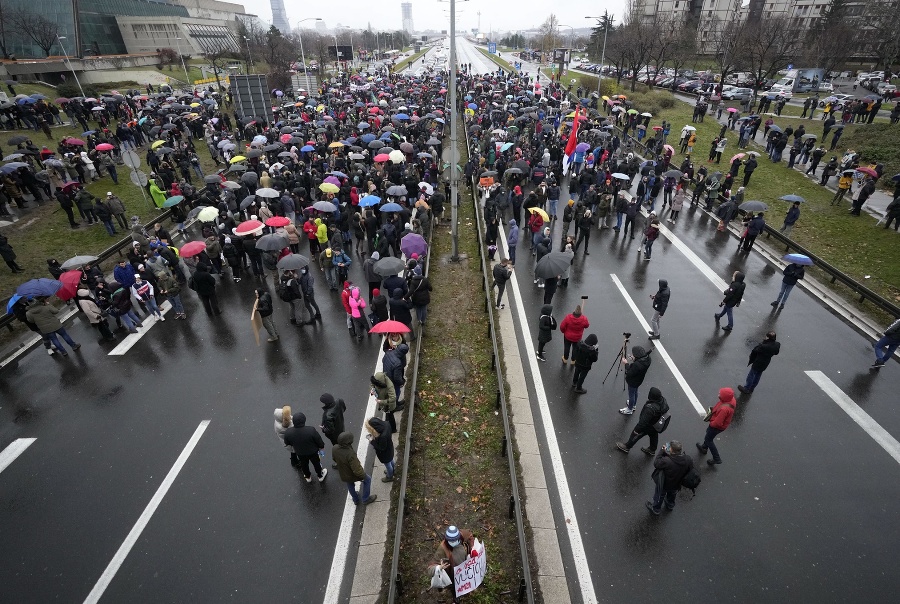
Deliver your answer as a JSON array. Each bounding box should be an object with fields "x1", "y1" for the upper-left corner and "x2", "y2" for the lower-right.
[
  {"x1": 566, "y1": 111, "x2": 577, "y2": 118},
  {"x1": 319, "y1": 182, "x2": 340, "y2": 193},
  {"x1": 528, "y1": 206, "x2": 550, "y2": 222},
  {"x1": 601, "y1": 95, "x2": 610, "y2": 101},
  {"x1": 230, "y1": 155, "x2": 247, "y2": 164},
  {"x1": 190, "y1": 102, "x2": 201, "y2": 107},
  {"x1": 328, "y1": 141, "x2": 344, "y2": 148},
  {"x1": 315, "y1": 104, "x2": 325, "y2": 112},
  {"x1": 465, "y1": 108, "x2": 474, "y2": 116},
  {"x1": 151, "y1": 140, "x2": 165, "y2": 149}
]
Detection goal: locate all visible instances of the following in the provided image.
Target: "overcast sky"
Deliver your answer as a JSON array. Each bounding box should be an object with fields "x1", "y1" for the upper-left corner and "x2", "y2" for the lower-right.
[{"x1": 272, "y1": 1, "x2": 629, "y2": 33}]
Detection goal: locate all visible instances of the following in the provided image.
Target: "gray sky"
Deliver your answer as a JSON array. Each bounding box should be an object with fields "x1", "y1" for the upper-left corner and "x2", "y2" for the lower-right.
[{"x1": 265, "y1": 1, "x2": 628, "y2": 33}]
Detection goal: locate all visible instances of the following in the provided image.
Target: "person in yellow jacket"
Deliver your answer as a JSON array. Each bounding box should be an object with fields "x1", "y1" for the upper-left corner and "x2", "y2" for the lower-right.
[
  {"x1": 315, "y1": 217, "x2": 329, "y2": 247},
  {"x1": 148, "y1": 177, "x2": 167, "y2": 208},
  {"x1": 831, "y1": 172, "x2": 853, "y2": 205}
]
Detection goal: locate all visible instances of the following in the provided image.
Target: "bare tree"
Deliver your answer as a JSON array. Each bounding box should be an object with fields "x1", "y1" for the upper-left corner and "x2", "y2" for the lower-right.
[
  {"x1": 605, "y1": 26, "x2": 630, "y2": 86},
  {"x1": 863, "y1": 0, "x2": 900, "y2": 70},
  {"x1": 13, "y1": 12, "x2": 59, "y2": 57},
  {"x1": 537, "y1": 14, "x2": 561, "y2": 56},
  {"x1": 0, "y1": 4, "x2": 18, "y2": 59},
  {"x1": 158, "y1": 47, "x2": 179, "y2": 70},
  {"x1": 741, "y1": 16, "x2": 801, "y2": 97},
  {"x1": 666, "y1": 21, "x2": 698, "y2": 90},
  {"x1": 621, "y1": 2, "x2": 655, "y2": 92},
  {"x1": 705, "y1": 17, "x2": 746, "y2": 90}
]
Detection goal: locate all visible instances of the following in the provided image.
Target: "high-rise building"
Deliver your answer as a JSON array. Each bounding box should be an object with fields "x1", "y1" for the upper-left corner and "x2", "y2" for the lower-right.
[
  {"x1": 401, "y1": 3, "x2": 414, "y2": 34},
  {"x1": 269, "y1": 0, "x2": 290, "y2": 35}
]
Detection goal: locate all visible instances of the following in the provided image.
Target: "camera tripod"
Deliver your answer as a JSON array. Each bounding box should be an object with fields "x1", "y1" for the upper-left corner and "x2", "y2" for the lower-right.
[{"x1": 602, "y1": 333, "x2": 631, "y2": 390}]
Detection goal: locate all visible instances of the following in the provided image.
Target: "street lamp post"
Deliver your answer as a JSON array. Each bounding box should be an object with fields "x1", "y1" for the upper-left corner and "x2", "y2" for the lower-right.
[
  {"x1": 56, "y1": 35, "x2": 85, "y2": 98},
  {"x1": 558, "y1": 24, "x2": 574, "y2": 49},
  {"x1": 243, "y1": 36, "x2": 254, "y2": 72},
  {"x1": 175, "y1": 37, "x2": 191, "y2": 90},
  {"x1": 585, "y1": 13, "x2": 610, "y2": 97},
  {"x1": 295, "y1": 18, "x2": 321, "y2": 91}
]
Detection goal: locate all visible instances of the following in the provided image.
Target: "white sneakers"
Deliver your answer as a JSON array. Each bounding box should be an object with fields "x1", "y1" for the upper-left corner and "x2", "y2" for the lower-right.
[
  {"x1": 619, "y1": 407, "x2": 634, "y2": 415},
  {"x1": 318, "y1": 468, "x2": 328, "y2": 482}
]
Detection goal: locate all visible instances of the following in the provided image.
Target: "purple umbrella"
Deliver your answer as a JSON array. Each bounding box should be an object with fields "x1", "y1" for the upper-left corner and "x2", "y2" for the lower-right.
[
  {"x1": 323, "y1": 175, "x2": 341, "y2": 186},
  {"x1": 575, "y1": 142, "x2": 590, "y2": 153},
  {"x1": 400, "y1": 233, "x2": 428, "y2": 258}
]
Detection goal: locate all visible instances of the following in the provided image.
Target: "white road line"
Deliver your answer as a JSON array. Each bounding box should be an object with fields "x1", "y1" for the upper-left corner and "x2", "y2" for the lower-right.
[
  {"x1": 610, "y1": 274, "x2": 706, "y2": 415},
  {"x1": 498, "y1": 227, "x2": 598, "y2": 604},
  {"x1": 83, "y1": 420, "x2": 210, "y2": 604},
  {"x1": 0, "y1": 438, "x2": 36, "y2": 474},
  {"x1": 322, "y1": 344, "x2": 385, "y2": 604},
  {"x1": 108, "y1": 301, "x2": 172, "y2": 356},
  {"x1": 0, "y1": 307, "x2": 79, "y2": 369},
  {"x1": 806, "y1": 370, "x2": 900, "y2": 465}
]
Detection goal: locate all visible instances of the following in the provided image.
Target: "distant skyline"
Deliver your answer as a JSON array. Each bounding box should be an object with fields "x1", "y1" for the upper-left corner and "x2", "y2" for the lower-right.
[{"x1": 272, "y1": 1, "x2": 628, "y2": 33}]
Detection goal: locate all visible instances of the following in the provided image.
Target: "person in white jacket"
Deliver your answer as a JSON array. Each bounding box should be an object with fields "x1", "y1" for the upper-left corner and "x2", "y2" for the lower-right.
[{"x1": 130, "y1": 274, "x2": 164, "y2": 321}]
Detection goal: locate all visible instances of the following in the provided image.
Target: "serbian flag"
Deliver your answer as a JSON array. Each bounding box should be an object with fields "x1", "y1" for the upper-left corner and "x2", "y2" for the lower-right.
[{"x1": 561, "y1": 107, "x2": 582, "y2": 176}]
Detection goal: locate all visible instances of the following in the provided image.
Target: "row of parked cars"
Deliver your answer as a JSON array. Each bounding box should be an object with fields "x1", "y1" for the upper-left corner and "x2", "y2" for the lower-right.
[{"x1": 856, "y1": 71, "x2": 897, "y2": 96}]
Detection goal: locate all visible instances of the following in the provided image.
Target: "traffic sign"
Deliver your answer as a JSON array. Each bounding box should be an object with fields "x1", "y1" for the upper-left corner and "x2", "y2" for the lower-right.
[
  {"x1": 121, "y1": 150, "x2": 141, "y2": 169},
  {"x1": 488, "y1": 43, "x2": 497, "y2": 54},
  {"x1": 130, "y1": 170, "x2": 148, "y2": 187}
]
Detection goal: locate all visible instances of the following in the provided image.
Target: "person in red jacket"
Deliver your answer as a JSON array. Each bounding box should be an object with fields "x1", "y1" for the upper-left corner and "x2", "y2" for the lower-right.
[
  {"x1": 559, "y1": 304, "x2": 590, "y2": 365},
  {"x1": 696, "y1": 387, "x2": 736, "y2": 466}
]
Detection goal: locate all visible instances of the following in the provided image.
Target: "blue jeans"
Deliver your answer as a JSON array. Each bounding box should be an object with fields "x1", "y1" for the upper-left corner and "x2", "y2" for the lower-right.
[
  {"x1": 119, "y1": 309, "x2": 142, "y2": 331},
  {"x1": 168, "y1": 293, "x2": 184, "y2": 315},
  {"x1": 531, "y1": 231, "x2": 542, "y2": 249},
  {"x1": 644, "y1": 238, "x2": 655, "y2": 258},
  {"x1": 775, "y1": 282, "x2": 795, "y2": 305},
  {"x1": 384, "y1": 459, "x2": 395, "y2": 478},
  {"x1": 102, "y1": 220, "x2": 117, "y2": 236},
  {"x1": 702, "y1": 425, "x2": 724, "y2": 462},
  {"x1": 744, "y1": 367, "x2": 763, "y2": 391},
  {"x1": 627, "y1": 385, "x2": 639, "y2": 411},
  {"x1": 142, "y1": 296, "x2": 163, "y2": 319},
  {"x1": 47, "y1": 328, "x2": 78, "y2": 351},
  {"x1": 615, "y1": 212, "x2": 623, "y2": 229},
  {"x1": 548, "y1": 199, "x2": 558, "y2": 219},
  {"x1": 715, "y1": 305, "x2": 734, "y2": 328},
  {"x1": 346, "y1": 474, "x2": 372, "y2": 504},
  {"x1": 415, "y1": 304, "x2": 428, "y2": 324},
  {"x1": 874, "y1": 336, "x2": 900, "y2": 363}
]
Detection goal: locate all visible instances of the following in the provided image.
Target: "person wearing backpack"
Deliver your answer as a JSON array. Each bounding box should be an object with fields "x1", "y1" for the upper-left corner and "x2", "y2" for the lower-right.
[
  {"x1": 647, "y1": 440, "x2": 694, "y2": 515},
  {"x1": 299, "y1": 266, "x2": 321, "y2": 322},
  {"x1": 696, "y1": 387, "x2": 736, "y2": 466},
  {"x1": 278, "y1": 270, "x2": 304, "y2": 324},
  {"x1": 616, "y1": 387, "x2": 669, "y2": 455},
  {"x1": 319, "y1": 393, "x2": 347, "y2": 466}
]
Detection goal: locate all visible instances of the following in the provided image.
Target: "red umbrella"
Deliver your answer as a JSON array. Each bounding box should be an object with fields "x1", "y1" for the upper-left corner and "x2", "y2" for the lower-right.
[
  {"x1": 265, "y1": 216, "x2": 291, "y2": 227},
  {"x1": 57, "y1": 270, "x2": 83, "y2": 301},
  {"x1": 61, "y1": 181, "x2": 82, "y2": 192},
  {"x1": 234, "y1": 219, "x2": 264, "y2": 235},
  {"x1": 369, "y1": 320, "x2": 411, "y2": 334},
  {"x1": 374, "y1": 153, "x2": 390, "y2": 162},
  {"x1": 64, "y1": 138, "x2": 85, "y2": 146},
  {"x1": 54, "y1": 97, "x2": 70, "y2": 104},
  {"x1": 95, "y1": 143, "x2": 114, "y2": 151},
  {"x1": 179, "y1": 241, "x2": 207, "y2": 258},
  {"x1": 856, "y1": 166, "x2": 878, "y2": 178}
]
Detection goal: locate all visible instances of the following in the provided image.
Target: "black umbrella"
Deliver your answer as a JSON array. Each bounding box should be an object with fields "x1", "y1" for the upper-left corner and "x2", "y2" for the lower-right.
[
  {"x1": 7, "y1": 135, "x2": 28, "y2": 145},
  {"x1": 664, "y1": 169, "x2": 683, "y2": 179},
  {"x1": 739, "y1": 200, "x2": 768, "y2": 213},
  {"x1": 256, "y1": 233, "x2": 289, "y2": 251},
  {"x1": 368, "y1": 140, "x2": 385, "y2": 149},
  {"x1": 263, "y1": 143, "x2": 283, "y2": 152},
  {"x1": 239, "y1": 195, "x2": 257, "y2": 210},
  {"x1": 246, "y1": 148, "x2": 264, "y2": 159},
  {"x1": 276, "y1": 254, "x2": 310, "y2": 270},
  {"x1": 534, "y1": 252, "x2": 574, "y2": 279},
  {"x1": 374, "y1": 256, "x2": 406, "y2": 277}
]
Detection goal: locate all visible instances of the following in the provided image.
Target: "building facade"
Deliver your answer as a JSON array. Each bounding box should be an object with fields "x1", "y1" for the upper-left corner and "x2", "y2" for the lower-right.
[
  {"x1": 401, "y1": 3, "x2": 414, "y2": 34},
  {"x1": 268, "y1": 0, "x2": 290, "y2": 35}
]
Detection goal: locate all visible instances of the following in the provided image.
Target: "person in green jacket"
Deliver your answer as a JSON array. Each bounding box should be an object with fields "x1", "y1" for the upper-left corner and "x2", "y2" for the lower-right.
[
  {"x1": 25, "y1": 298, "x2": 81, "y2": 356},
  {"x1": 370, "y1": 371, "x2": 397, "y2": 433},
  {"x1": 333, "y1": 432, "x2": 376, "y2": 505},
  {"x1": 148, "y1": 177, "x2": 167, "y2": 208}
]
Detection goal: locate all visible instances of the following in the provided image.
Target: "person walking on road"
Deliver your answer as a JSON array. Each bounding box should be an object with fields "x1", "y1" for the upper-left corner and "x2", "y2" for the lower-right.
[
  {"x1": 648, "y1": 279, "x2": 670, "y2": 340},
  {"x1": 697, "y1": 388, "x2": 736, "y2": 465},
  {"x1": 646, "y1": 440, "x2": 694, "y2": 515},
  {"x1": 273, "y1": 406, "x2": 298, "y2": 466},
  {"x1": 254, "y1": 288, "x2": 278, "y2": 342},
  {"x1": 714, "y1": 271, "x2": 746, "y2": 332},
  {"x1": 283, "y1": 412, "x2": 328, "y2": 483},
  {"x1": 507, "y1": 219, "x2": 519, "y2": 265},
  {"x1": 771, "y1": 263, "x2": 805, "y2": 310},
  {"x1": 190, "y1": 264, "x2": 220, "y2": 316},
  {"x1": 366, "y1": 416, "x2": 396, "y2": 482},
  {"x1": 572, "y1": 334, "x2": 599, "y2": 394},
  {"x1": 559, "y1": 304, "x2": 590, "y2": 365},
  {"x1": 739, "y1": 331, "x2": 781, "y2": 394},
  {"x1": 371, "y1": 372, "x2": 398, "y2": 434},
  {"x1": 872, "y1": 318, "x2": 900, "y2": 368},
  {"x1": 535, "y1": 304, "x2": 557, "y2": 361},
  {"x1": 493, "y1": 258, "x2": 512, "y2": 309},
  {"x1": 320, "y1": 393, "x2": 347, "y2": 468},
  {"x1": 26, "y1": 297, "x2": 81, "y2": 355},
  {"x1": 383, "y1": 344, "x2": 409, "y2": 412},
  {"x1": 616, "y1": 386, "x2": 669, "y2": 454},
  {"x1": 621, "y1": 345, "x2": 652, "y2": 414},
  {"x1": 156, "y1": 271, "x2": 186, "y2": 320},
  {"x1": 333, "y1": 431, "x2": 376, "y2": 505}
]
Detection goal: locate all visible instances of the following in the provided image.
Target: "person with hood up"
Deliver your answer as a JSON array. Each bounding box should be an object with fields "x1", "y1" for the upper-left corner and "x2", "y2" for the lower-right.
[
  {"x1": 492, "y1": 258, "x2": 512, "y2": 310},
  {"x1": 647, "y1": 440, "x2": 694, "y2": 515},
  {"x1": 364, "y1": 251, "x2": 382, "y2": 301},
  {"x1": 283, "y1": 412, "x2": 328, "y2": 482},
  {"x1": 75, "y1": 288, "x2": 115, "y2": 341},
  {"x1": 320, "y1": 393, "x2": 347, "y2": 467},
  {"x1": 573, "y1": 209, "x2": 593, "y2": 254},
  {"x1": 334, "y1": 431, "x2": 377, "y2": 505},
  {"x1": 254, "y1": 288, "x2": 278, "y2": 342},
  {"x1": 739, "y1": 331, "x2": 781, "y2": 394},
  {"x1": 366, "y1": 416, "x2": 396, "y2": 482},
  {"x1": 621, "y1": 345, "x2": 652, "y2": 414},
  {"x1": 389, "y1": 288, "x2": 414, "y2": 329},
  {"x1": 408, "y1": 265, "x2": 433, "y2": 325},
  {"x1": 383, "y1": 343, "x2": 409, "y2": 411},
  {"x1": 371, "y1": 371, "x2": 398, "y2": 434},
  {"x1": 149, "y1": 177, "x2": 167, "y2": 208},
  {"x1": 191, "y1": 263, "x2": 220, "y2": 316},
  {"x1": 25, "y1": 297, "x2": 82, "y2": 355},
  {"x1": 648, "y1": 279, "x2": 670, "y2": 340},
  {"x1": 370, "y1": 287, "x2": 389, "y2": 323},
  {"x1": 273, "y1": 406, "x2": 297, "y2": 466},
  {"x1": 507, "y1": 219, "x2": 519, "y2": 265},
  {"x1": 535, "y1": 304, "x2": 558, "y2": 361},
  {"x1": 559, "y1": 304, "x2": 590, "y2": 364},
  {"x1": 616, "y1": 386, "x2": 669, "y2": 454},
  {"x1": 348, "y1": 287, "x2": 368, "y2": 341},
  {"x1": 714, "y1": 270, "x2": 746, "y2": 332},
  {"x1": 697, "y1": 388, "x2": 736, "y2": 465},
  {"x1": 572, "y1": 334, "x2": 600, "y2": 394}
]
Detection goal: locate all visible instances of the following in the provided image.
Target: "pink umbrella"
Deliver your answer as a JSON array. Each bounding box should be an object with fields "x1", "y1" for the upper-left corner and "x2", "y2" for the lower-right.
[
  {"x1": 64, "y1": 138, "x2": 85, "y2": 146},
  {"x1": 179, "y1": 241, "x2": 207, "y2": 258},
  {"x1": 95, "y1": 143, "x2": 114, "y2": 151},
  {"x1": 234, "y1": 219, "x2": 264, "y2": 236},
  {"x1": 374, "y1": 153, "x2": 390, "y2": 162},
  {"x1": 265, "y1": 216, "x2": 291, "y2": 227},
  {"x1": 280, "y1": 133, "x2": 293, "y2": 144},
  {"x1": 727, "y1": 107, "x2": 739, "y2": 113},
  {"x1": 663, "y1": 144, "x2": 674, "y2": 154}
]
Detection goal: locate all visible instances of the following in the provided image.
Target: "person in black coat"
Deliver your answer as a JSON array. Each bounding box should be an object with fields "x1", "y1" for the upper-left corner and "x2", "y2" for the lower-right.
[
  {"x1": 408, "y1": 267, "x2": 433, "y2": 325},
  {"x1": 371, "y1": 287, "x2": 389, "y2": 322},
  {"x1": 535, "y1": 303, "x2": 557, "y2": 361},
  {"x1": 772, "y1": 263, "x2": 805, "y2": 309},
  {"x1": 621, "y1": 344, "x2": 652, "y2": 414},
  {"x1": 382, "y1": 343, "x2": 409, "y2": 406},
  {"x1": 739, "y1": 331, "x2": 780, "y2": 394},
  {"x1": 714, "y1": 271, "x2": 745, "y2": 331},
  {"x1": 647, "y1": 440, "x2": 693, "y2": 515},
  {"x1": 283, "y1": 412, "x2": 327, "y2": 481},
  {"x1": 648, "y1": 279, "x2": 670, "y2": 340},
  {"x1": 191, "y1": 263, "x2": 220, "y2": 316},
  {"x1": 617, "y1": 387, "x2": 669, "y2": 454},
  {"x1": 320, "y1": 393, "x2": 347, "y2": 459},
  {"x1": 492, "y1": 259, "x2": 512, "y2": 309},
  {"x1": 572, "y1": 334, "x2": 599, "y2": 394},
  {"x1": 389, "y1": 287, "x2": 413, "y2": 328},
  {"x1": 366, "y1": 417, "x2": 396, "y2": 481}
]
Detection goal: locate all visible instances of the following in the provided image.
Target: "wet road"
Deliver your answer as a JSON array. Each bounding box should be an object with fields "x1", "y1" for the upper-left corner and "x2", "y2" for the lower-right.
[
  {"x1": 0, "y1": 251, "x2": 384, "y2": 602},
  {"x1": 501, "y1": 171, "x2": 900, "y2": 601}
]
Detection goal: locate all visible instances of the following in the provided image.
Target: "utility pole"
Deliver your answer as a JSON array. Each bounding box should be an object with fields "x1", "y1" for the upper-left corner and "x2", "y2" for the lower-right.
[
  {"x1": 477, "y1": 10, "x2": 481, "y2": 33},
  {"x1": 449, "y1": 0, "x2": 459, "y2": 260}
]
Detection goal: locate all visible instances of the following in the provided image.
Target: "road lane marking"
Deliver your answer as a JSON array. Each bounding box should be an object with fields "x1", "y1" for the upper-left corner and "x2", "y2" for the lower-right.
[
  {"x1": 610, "y1": 274, "x2": 706, "y2": 415},
  {"x1": 806, "y1": 370, "x2": 900, "y2": 465},
  {"x1": 0, "y1": 438, "x2": 36, "y2": 475},
  {"x1": 498, "y1": 227, "x2": 598, "y2": 604},
  {"x1": 108, "y1": 301, "x2": 172, "y2": 356},
  {"x1": 322, "y1": 345, "x2": 385, "y2": 604},
  {"x1": 83, "y1": 420, "x2": 210, "y2": 604}
]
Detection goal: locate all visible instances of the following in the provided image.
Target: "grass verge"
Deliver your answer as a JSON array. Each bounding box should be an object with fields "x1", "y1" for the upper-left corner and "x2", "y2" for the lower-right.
[
  {"x1": 394, "y1": 49, "x2": 429, "y2": 73},
  {"x1": 476, "y1": 48, "x2": 513, "y2": 74},
  {"x1": 395, "y1": 127, "x2": 524, "y2": 602}
]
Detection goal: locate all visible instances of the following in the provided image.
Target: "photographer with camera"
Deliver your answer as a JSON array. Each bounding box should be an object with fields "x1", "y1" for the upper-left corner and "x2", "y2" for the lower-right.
[
  {"x1": 620, "y1": 344, "x2": 652, "y2": 415},
  {"x1": 646, "y1": 440, "x2": 694, "y2": 515}
]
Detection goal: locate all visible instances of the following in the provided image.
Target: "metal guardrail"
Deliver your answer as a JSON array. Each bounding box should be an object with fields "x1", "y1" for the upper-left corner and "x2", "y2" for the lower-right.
[{"x1": 0, "y1": 209, "x2": 174, "y2": 332}]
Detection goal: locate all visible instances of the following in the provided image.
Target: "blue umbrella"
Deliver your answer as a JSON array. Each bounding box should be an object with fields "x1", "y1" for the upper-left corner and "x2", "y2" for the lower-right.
[
  {"x1": 359, "y1": 195, "x2": 381, "y2": 207},
  {"x1": 501, "y1": 142, "x2": 513, "y2": 152},
  {"x1": 467, "y1": 103, "x2": 477, "y2": 110},
  {"x1": 163, "y1": 195, "x2": 184, "y2": 208},
  {"x1": 434, "y1": 118, "x2": 445, "y2": 124},
  {"x1": 783, "y1": 253, "x2": 813, "y2": 266},
  {"x1": 355, "y1": 101, "x2": 365, "y2": 108},
  {"x1": 394, "y1": 113, "x2": 410, "y2": 120},
  {"x1": 16, "y1": 278, "x2": 62, "y2": 297},
  {"x1": 300, "y1": 145, "x2": 315, "y2": 152},
  {"x1": 380, "y1": 202, "x2": 403, "y2": 212},
  {"x1": 30, "y1": 93, "x2": 48, "y2": 100},
  {"x1": 358, "y1": 122, "x2": 370, "y2": 129},
  {"x1": 612, "y1": 172, "x2": 630, "y2": 180},
  {"x1": 6, "y1": 294, "x2": 23, "y2": 314},
  {"x1": 345, "y1": 136, "x2": 358, "y2": 144},
  {"x1": 82, "y1": 130, "x2": 96, "y2": 136},
  {"x1": 0, "y1": 163, "x2": 28, "y2": 174},
  {"x1": 640, "y1": 160, "x2": 656, "y2": 168},
  {"x1": 330, "y1": 171, "x2": 348, "y2": 179},
  {"x1": 360, "y1": 133, "x2": 376, "y2": 143},
  {"x1": 380, "y1": 132, "x2": 393, "y2": 140},
  {"x1": 17, "y1": 97, "x2": 36, "y2": 105},
  {"x1": 779, "y1": 194, "x2": 805, "y2": 203}
]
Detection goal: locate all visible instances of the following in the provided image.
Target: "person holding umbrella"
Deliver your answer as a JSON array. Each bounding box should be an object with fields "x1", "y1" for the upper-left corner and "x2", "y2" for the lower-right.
[{"x1": 26, "y1": 297, "x2": 81, "y2": 356}]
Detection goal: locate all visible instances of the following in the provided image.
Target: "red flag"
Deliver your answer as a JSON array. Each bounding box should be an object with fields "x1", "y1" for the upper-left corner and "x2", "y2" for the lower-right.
[{"x1": 562, "y1": 107, "x2": 582, "y2": 175}]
